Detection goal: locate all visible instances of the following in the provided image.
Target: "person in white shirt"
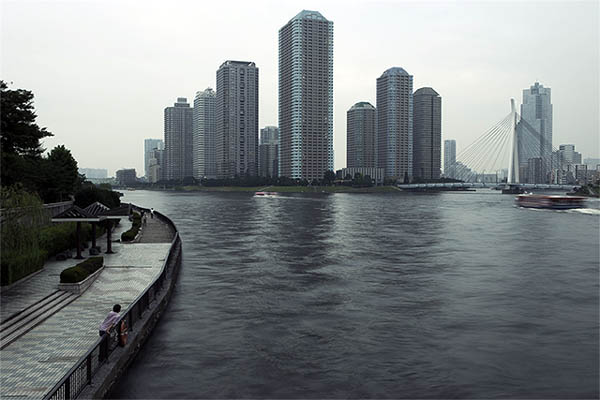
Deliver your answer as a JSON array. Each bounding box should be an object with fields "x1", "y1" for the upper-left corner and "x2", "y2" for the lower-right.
[{"x1": 99, "y1": 304, "x2": 121, "y2": 336}]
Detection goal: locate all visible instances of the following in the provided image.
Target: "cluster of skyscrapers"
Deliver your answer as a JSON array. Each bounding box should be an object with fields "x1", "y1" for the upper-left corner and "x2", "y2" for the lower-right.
[
  {"x1": 144, "y1": 10, "x2": 333, "y2": 183},
  {"x1": 144, "y1": 10, "x2": 441, "y2": 184},
  {"x1": 346, "y1": 75, "x2": 442, "y2": 182}
]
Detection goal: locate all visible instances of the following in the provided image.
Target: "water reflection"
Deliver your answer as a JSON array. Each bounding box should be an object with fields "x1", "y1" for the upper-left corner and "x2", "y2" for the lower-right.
[{"x1": 111, "y1": 190, "x2": 599, "y2": 399}]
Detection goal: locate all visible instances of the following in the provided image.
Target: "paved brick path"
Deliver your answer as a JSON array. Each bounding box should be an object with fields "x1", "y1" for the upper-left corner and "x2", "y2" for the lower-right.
[
  {"x1": 0, "y1": 216, "x2": 174, "y2": 398},
  {"x1": 139, "y1": 214, "x2": 174, "y2": 243}
]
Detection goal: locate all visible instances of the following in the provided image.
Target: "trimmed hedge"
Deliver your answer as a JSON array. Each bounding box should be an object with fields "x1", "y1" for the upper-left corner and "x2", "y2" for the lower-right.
[
  {"x1": 121, "y1": 211, "x2": 142, "y2": 242},
  {"x1": 60, "y1": 256, "x2": 104, "y2": 283}
]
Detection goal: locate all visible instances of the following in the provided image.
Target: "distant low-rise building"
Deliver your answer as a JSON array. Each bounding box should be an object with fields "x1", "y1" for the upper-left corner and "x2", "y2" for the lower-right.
[
  {"x1": 116, "y1": 169, "x2": 137, "y2": 186},
  {"x1": 340, "y1": 167, "x2": 385, "y2": 185},
  {"x1": 583, "y1": 158, "x2": 600, "y2": 170},
  {"x1": 79, "y1": 168, "x2": 108, "y2": 180}
]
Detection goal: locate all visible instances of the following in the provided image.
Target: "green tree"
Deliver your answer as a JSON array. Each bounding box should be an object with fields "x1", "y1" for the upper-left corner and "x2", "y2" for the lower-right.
[
  {"x1": 1, "y1": 81, "x2": 53, "y2": 188},
  {"x1": 38, "y1": 145, "x2": 80, "y2": 202},
  {"x1": 323, "y1": 170, "x2": 336, "y2": 185}
]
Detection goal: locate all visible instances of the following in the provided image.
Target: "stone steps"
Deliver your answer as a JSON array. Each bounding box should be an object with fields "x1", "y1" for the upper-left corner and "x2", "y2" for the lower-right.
[{"x1": 0, "y1": 290, "x2": 78, "y2": 349}]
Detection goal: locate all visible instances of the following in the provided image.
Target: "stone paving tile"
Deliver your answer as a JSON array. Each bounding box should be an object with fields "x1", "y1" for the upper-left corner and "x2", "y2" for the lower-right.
[
  {"x1": 0, "y1": 220, "x2": 132, "y2": 323},
  {"x1": 0, "y1": 219, "x2": 173, "y2": 399}
]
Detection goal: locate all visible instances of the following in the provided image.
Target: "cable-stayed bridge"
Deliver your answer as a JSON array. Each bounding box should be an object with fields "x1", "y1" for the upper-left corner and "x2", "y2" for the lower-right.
[{"x1": 398, "y1": 99, "x2": 581, "y2": 191}]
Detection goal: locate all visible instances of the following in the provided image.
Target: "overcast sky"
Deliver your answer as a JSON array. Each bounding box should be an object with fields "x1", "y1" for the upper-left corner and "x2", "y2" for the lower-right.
[{"x1": 2, "y1": 0, "x2": 598, "y2": 176}]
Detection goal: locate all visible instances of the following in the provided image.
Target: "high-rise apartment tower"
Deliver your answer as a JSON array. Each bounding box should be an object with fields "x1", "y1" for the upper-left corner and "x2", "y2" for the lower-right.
[
  {"x1": 193, "y1": 88, "x2": 216, "y2": 179},
  {"x1": 376, "y1": 67, "x2": 413, "y2": 180},
  {"x1": 216, "y1": 61, "x2": 259, "y2": 179},
  {"x1": 259, "y1": 126, "x2": 279, "y2": 178},
  {"x1": 164, "y1": 98, "x2": 193, "y2": 181},
  {"x1": 444, "y1": 139, "x2": 456, "y2": 178},
  {"x1": 518, "y1": 82, "x2": 552, "y2": 166},
  {"x1": 346, "y1": 102, "x2": 376, "y2": 169},
  {"x1": 412, "y1": 87, "x2": 441, "y2": 180},
  {"x1": 279, "y1": 10, "x2": 334, "y2": 180},
  {"x1": 144, "y1": 139, "x2": 164, "y2": 178}
]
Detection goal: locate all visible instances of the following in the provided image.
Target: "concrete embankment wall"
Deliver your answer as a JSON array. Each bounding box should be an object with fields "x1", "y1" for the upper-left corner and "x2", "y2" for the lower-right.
[{"x1": 78, "y1": 212, "x2": 182, "y2": 399}]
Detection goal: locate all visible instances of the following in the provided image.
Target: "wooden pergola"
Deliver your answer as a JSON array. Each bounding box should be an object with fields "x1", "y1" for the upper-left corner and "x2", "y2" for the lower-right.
[
  {"x1": 83, "y1": 202, "x2": 110, "y2": 251},
  {"x1": 97, "y1": 204, "x2": 131, "y2": 254},
  {"x1": 51, "y1": 206, "x2": 102, "y2": 259}
]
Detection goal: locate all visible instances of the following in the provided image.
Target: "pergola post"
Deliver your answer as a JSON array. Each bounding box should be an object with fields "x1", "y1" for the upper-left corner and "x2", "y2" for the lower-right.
[
  {"x1": 92, "y1": 223, "x2": 97, "y2": 249},
  {"x1": 75, "y1": 222, "x2": 83, "y2": 259},
  {"x1": 106, "y1": 220, "x2": 113, "y2": 254}
]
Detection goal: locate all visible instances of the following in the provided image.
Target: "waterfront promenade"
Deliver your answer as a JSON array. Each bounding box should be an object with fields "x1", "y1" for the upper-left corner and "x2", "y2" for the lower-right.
[{"x1": 0, "y1": 215, "x2": 174, "y2": 398}]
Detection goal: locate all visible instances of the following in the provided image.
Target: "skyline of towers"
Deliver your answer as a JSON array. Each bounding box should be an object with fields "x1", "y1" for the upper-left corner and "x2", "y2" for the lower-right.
[
  {"x1": 145, "y1": 12, "x2": 568, "y2": 185},
  {"x1": 216, "y1": 60, "x2": 259, "y2": 179},
  {"x1": 346, "y1": 102, "x2": 376, "y2": 169},
  {"x1": 279, "y1": 10, "x2": 334, "y2": 181},
  {"x1": 164, "y1": 98, "x2": 193, "y2": 181},
  {"x1": 376, "y1": 67, "x2": 413, "y2": 180},
  {"x1": 193, "y1": 88, "x2": 216, "y2": 179},
  {"x1": 412, "y1": 87, "x2": 441, "y2": 180}
]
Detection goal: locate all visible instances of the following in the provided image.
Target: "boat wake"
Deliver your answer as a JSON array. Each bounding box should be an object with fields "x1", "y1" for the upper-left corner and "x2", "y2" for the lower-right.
[{"x1": 567, "y1": 208, "x2": 600, "y2": 216}]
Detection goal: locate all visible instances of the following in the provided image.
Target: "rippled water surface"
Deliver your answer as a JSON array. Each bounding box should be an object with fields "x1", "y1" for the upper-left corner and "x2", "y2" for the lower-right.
[{"x1": 111, "y1": 190, "x2": 599, "y2": 398}]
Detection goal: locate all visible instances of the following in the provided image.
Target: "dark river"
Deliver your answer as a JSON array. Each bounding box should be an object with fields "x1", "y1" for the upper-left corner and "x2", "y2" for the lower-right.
[{"x1": 111, "y1": 190, "x2": 599, "y2": 399}]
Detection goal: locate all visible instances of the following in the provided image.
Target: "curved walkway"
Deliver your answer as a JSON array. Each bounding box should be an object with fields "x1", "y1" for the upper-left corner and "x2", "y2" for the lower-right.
[{"x1": 0, "y1": 215, "x2": 174, "y2": 398}]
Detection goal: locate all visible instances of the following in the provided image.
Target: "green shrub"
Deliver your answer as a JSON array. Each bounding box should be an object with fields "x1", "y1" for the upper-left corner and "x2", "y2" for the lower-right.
[
  {"x1": 60, "y1": 256, "x2": 103, "y2": 283},
  {"x1": 0, "y1": 249, "x2": 47, "y2": 286},
  {"x1": 121, "y1": 212, "x2": 141, "y2": 242},
  {"x1": 38, "y1": 222, "x2": 103, "y2": 256}
]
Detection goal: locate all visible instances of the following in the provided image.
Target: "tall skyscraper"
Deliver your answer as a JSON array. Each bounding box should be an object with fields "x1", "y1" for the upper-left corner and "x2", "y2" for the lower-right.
[
  {"x1": 164, "y1": 98, "x2": 193, "y2": 181},
  {"x1": 259, "y1": 126, "x2": 279, "y2": 178},
  {"x1": 279, "y1": 10, "x2": 334, "y2": 181},
  {"x1": 346, "y1": 102, "x2": 376, "y2": 169},
  {"x1": 216, "y1": 61, "x2": 259, "y2": 179},
  {"x1": 376, "y1": 67, "x2": 413, "y2": 180},
  {"x1": 412, "y1": 87, "x2": 441, "y2": 180},
  {"x1": 518, "y1": 82, "x2": 552, "y2": 166},
  {"x1": 193, "y1": 88, "x2": 216, "y2": 179},
  {"x1": 444, "y1": 139, "x2": 456, "y2": 178},
  {"x1": 144, "y1": 139, "x2": 164, "y2": 178}
]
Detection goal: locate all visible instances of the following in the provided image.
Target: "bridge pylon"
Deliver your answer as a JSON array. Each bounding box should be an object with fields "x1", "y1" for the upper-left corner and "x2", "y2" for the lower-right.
[{"x1": 507, "y1": 98, "x2": 520, "y2": 185}]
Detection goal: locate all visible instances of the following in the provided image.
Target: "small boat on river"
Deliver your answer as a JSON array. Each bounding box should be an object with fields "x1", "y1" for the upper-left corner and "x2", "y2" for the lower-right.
[
  {"x1": 254, "y1": 191, "x2": 278, "y2": 196},
  {"x1": 515, "y1": 194, "x2": 586, "y2": 209}
]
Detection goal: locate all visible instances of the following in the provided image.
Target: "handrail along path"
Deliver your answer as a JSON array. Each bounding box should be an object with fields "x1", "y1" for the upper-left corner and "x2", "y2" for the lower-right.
[{"x1": 43, "y1": 206, "x2": 181, "y2": 400}]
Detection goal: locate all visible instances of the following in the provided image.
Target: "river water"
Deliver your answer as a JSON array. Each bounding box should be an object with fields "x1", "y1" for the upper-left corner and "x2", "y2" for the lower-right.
[{"x1": 111, "y1": 190, "x2": 599, "y2": 398}]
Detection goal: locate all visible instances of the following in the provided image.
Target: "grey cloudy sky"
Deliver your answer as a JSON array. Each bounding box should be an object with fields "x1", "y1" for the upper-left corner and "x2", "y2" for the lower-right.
[{"x1": 2, "y1": 0, "x2": 598, "y2": 176}]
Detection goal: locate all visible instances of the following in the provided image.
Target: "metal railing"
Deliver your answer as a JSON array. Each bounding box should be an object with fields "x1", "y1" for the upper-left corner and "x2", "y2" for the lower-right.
[{"x1": 43, "y1": 208, "x2": 181, "y2": 400}]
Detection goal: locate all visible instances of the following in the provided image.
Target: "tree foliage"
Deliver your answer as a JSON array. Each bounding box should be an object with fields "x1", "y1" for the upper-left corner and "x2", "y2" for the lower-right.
[
  {"x1": 1, "y1": 81, "x2": 53, "y2": 189},
  {"x1": 0, "y1": 81, "x2": 53, "y2": 157},
  {"x1": 38, "y1": 145, "x2": 80, "y2": 202},
  {"x1": 74, "y1": 184, "x2": 121, "y2": 209},
  {"x1": 1, "y1": 81, "x2": 86, "y2": 202}
]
